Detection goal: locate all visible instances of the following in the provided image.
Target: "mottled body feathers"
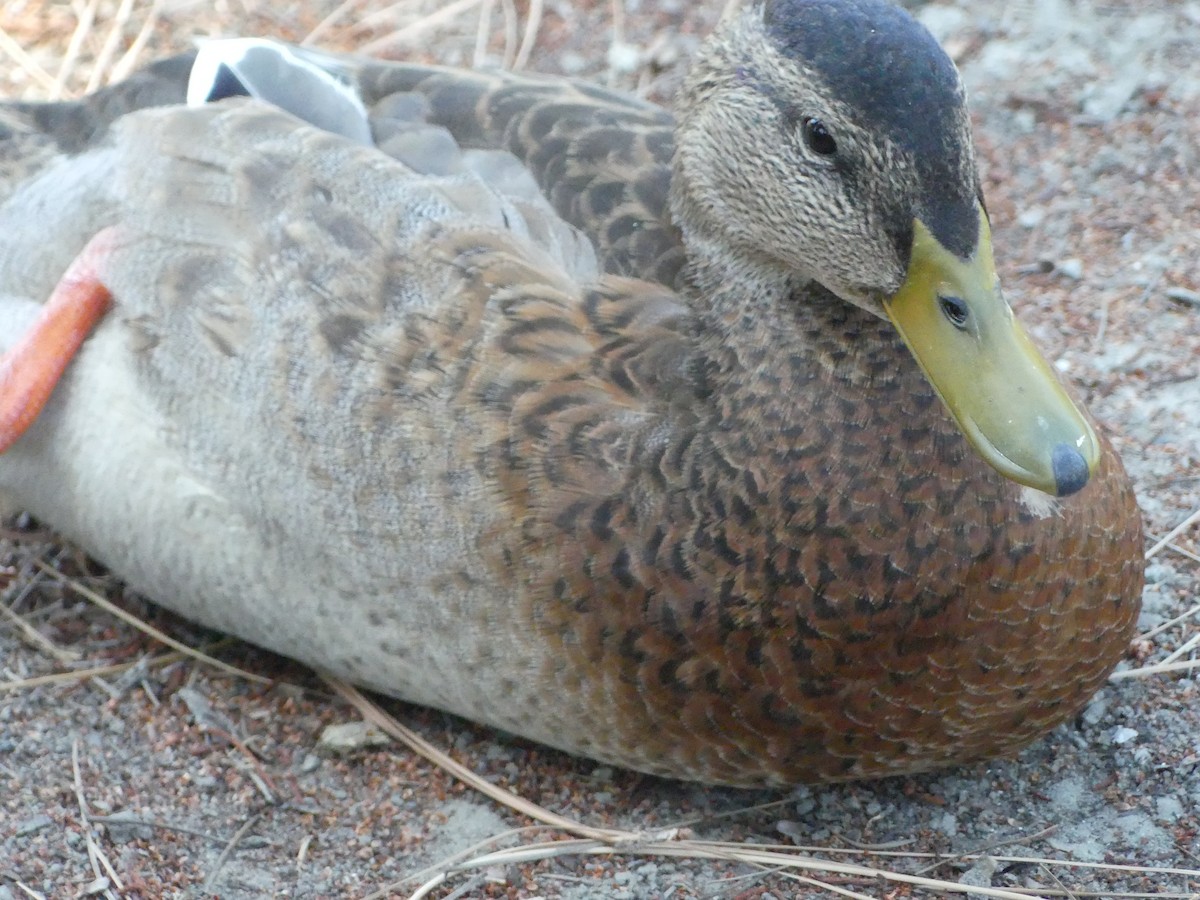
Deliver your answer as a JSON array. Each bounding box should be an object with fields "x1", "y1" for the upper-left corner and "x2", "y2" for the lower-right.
[{"x1": 0, "y1": 0, "x2": 1142, "y2": 785}]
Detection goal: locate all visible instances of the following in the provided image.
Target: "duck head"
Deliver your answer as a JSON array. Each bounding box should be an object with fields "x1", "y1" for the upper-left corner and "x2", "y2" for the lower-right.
[{"x1": 671, "y1": 0, "x2": 1098, "y2": 497}]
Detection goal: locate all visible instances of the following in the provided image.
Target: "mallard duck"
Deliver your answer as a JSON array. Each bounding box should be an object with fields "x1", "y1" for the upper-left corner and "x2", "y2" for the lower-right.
[{"x1": 0, "y1": 0, "x2": 1143, "y2": 786}]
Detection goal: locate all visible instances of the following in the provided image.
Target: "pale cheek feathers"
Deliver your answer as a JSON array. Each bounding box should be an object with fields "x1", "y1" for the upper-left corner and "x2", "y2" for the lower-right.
[{"x1": 1017, "y1": 484, "x2": 1063, "y2": 520}]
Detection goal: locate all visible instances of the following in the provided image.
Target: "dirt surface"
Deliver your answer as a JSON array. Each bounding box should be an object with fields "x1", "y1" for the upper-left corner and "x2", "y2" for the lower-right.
[{"x1": 1, "y1": 1, "x2": 1198, "y2": 898}]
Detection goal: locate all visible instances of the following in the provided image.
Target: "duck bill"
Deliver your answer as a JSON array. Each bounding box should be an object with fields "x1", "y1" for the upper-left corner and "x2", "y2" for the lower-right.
[{"x1": 882, "y1": 210, "x2": 1099, "y2": 497}]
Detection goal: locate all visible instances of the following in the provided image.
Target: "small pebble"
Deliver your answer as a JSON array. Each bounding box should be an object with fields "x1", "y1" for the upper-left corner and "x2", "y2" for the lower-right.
[
  {"x1": 1112, "y1": 726, "x2": 1139, "y2": 745},
  {"x1": 317, "y1": 721, "x2": 392, "y2": 754},
  {"x1": 1082, "y1": 692, "x2": 1109, "y2": 726},
  {"x1": 1055, "y1": 258, "x2": 1084, "y2": 280},
  {"x1": 560, "y1": 51, "x2": 588, "y2": 75},
  {"x1": 938, "y1": 812, "x2": 959, "y2": 836},
  {"x1": 14, "y1": 815, "x2": 54, "y2": 837},
  {"x1": 80, "y1": 876, "x2": 111, "y2": 896},
  {"x1": 1155, "y1": 795, "x2": 1184, "y2": 822},
  {"x1": 777, "y1": 820, "x2": 806, "y2": 842},
  {"x1": 959, "y1": 855, "x2": 997, "y2": 900},
  {"x1": 1017, "y1": 207, "x2": 1046, "y2": 228},
  {"x1": 297, "y1": 753, "x2": 322, "y2": 774},
  {"x1": 607, "y1": 41, "x2": 642, "y2": 74},
  {"x1": 102, "y1": 810, "x2": 155, "y2": 844},
  {"x1": 1143, "y1": 563, "x2": 1177, "y2": 585},
  {"x1": 1088, "y1": 145, "x2": 1125, "y2": 176}
]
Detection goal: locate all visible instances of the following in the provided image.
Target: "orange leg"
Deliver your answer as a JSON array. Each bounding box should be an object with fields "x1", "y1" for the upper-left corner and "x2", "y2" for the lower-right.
[{"x1": 0, "y1": 228, "x2": 117, "y2": 453}]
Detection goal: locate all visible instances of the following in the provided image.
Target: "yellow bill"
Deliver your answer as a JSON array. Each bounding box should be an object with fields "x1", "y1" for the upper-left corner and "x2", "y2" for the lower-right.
[{"x1": 883, "y1": 208, "x2": 1099, "y2": 497}]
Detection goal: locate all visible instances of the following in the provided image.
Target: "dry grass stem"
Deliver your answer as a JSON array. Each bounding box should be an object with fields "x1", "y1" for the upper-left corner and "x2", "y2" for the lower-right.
[
  {"x1": 1139, "y1": 600, "x2": 1200, "y2": 642},
  {"x1": 72, "y1": 738, "x2": 125, "y2": 893},
  {"x1": 303, "y1": 0, "x2": 370, "y2": 45},
  {"x1": 322, "y1": 675, "x2": 630, "y2": 843},
  {"x1": 1146, "y1": 507, "x2": 1200, "y2": 559},
  {"x1": 0, "y1": 580, "x2": 80, "y2": 662},
  {"x1": 202, "y1": 811, "x2": 265, "y2": 892},
  {"x1": 34, "y1": 559, "x2": 275, "y2": 685},
  {"x1": 50, "y1": 0, "x2": 100, "y2": 99},
  {"x1": 512, "y1": 0, "x2": 542, "y2": 70},
  {"x1": 359, "y1": 0, "x2": 483, "y2": 56},
  {"x1": 107, "y1": 0, "x2": 163, "y2": 84},
  {"x1": 1110, "y1": 658, "x2": 1200, "y2": 680},
  {"x1": 83, "y1": 0, "x2": 136, "y2": 92}
]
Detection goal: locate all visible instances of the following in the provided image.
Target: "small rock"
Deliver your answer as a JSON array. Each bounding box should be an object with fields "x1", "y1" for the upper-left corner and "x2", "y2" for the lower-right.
[
  {"x1": 938, "y1": 812, "x2": 959, "y2": 836},
  {"x1": 1088, "y1": 146, "x2": 1125, "y2": 177},
  {"x1": 607, "y1": 42, "x2": 642, "y2": 75},
  {"x1": 177, "y1": 687, "x2": 236, "y2": 734},
  {"x1": 1082, "y1": 692, "x2": 1109, "y2": 726},
  {"x1": 1081, "y1": 71, "x2": 1143, "y2": 121},
  {"x1": 102, "y1": 810, "x2": 155, "y2": 844},
  {"x1": 777, "y1": 820, "x2": 806, "y2": 843},
  {"x1": 1055, "y1": 258, "x2": 1084, "y2": 280},
  {"x1": 1144, "y1": 562, "x2": 1178, "y2": 585},
  {"x1": 317, "y1": 721, "x2": 392, "y2": 754},
  {"x1": 560, "y1": 51, "x2": 588, "y2": 75},
  {"x1": 297, "y1": 753, "x2": 322, "y2": 774},
  {"x1": 1017, "y1": 207, "x2": 1046, "y2": 228},
  {"x1": 959, "y1": 855, "x2": 997, "y2": 900},
  {"x1": 1112, "y1": 726, "x2": 1140, "y2": 746},
  {"x1": 81, "y1": 876, "x2": 111, "y2": 896},
  {"x1": 14, "y1": 814, "x2": 54, "y2": 837},
  {"x1": 1155, "y1": 795, "x2": 1185, "y2": 823}
]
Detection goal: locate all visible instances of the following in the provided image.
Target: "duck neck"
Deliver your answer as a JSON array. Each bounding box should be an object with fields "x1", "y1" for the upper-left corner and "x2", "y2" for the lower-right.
[
  {"x1": 674, "y1": 214, "x2": 953, "y2": 475},
  {"x1": 672, "y1": 217, "x2": 828, "y2": 398}
]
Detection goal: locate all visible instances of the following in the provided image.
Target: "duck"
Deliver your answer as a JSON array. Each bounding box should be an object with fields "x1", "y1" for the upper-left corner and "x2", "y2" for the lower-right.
[{"x1": 0, "y1": 0, "x2": 1144, "y2": 786}]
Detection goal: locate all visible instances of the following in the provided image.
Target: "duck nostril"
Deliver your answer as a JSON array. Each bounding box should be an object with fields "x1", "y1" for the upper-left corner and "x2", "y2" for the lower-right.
[
  {"x1": 1052, "y1": 443, "x2": 1090, "y2": 497},
  {"x1": 939, "y1": 295, "x2": 969, "y2": 328}
]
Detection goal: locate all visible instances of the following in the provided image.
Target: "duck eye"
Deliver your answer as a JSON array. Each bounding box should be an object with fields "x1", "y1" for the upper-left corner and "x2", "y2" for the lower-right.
[
  {"x1": 801, "y1": 117, "x2": 837, "y2": 156},
  {"x1": 939, "y1": 295, "x2": 970, "y2": 329}
]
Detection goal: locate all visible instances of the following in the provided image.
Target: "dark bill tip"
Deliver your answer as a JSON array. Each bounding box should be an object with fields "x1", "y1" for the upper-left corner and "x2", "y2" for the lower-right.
[{"x1": 1052, "y1": 443, "x2": 1090, "y2": 497}]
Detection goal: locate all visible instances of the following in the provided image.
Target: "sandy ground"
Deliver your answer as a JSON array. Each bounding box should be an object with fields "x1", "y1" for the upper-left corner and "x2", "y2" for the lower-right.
[{"x1": 1, "y1": 1, "x2": 1198, "y2": 898}]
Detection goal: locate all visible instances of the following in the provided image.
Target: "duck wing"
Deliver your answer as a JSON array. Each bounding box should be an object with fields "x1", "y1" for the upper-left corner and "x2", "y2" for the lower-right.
[{"x1": 350, "y1": 58, "x2": 684, "y2": 285}]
